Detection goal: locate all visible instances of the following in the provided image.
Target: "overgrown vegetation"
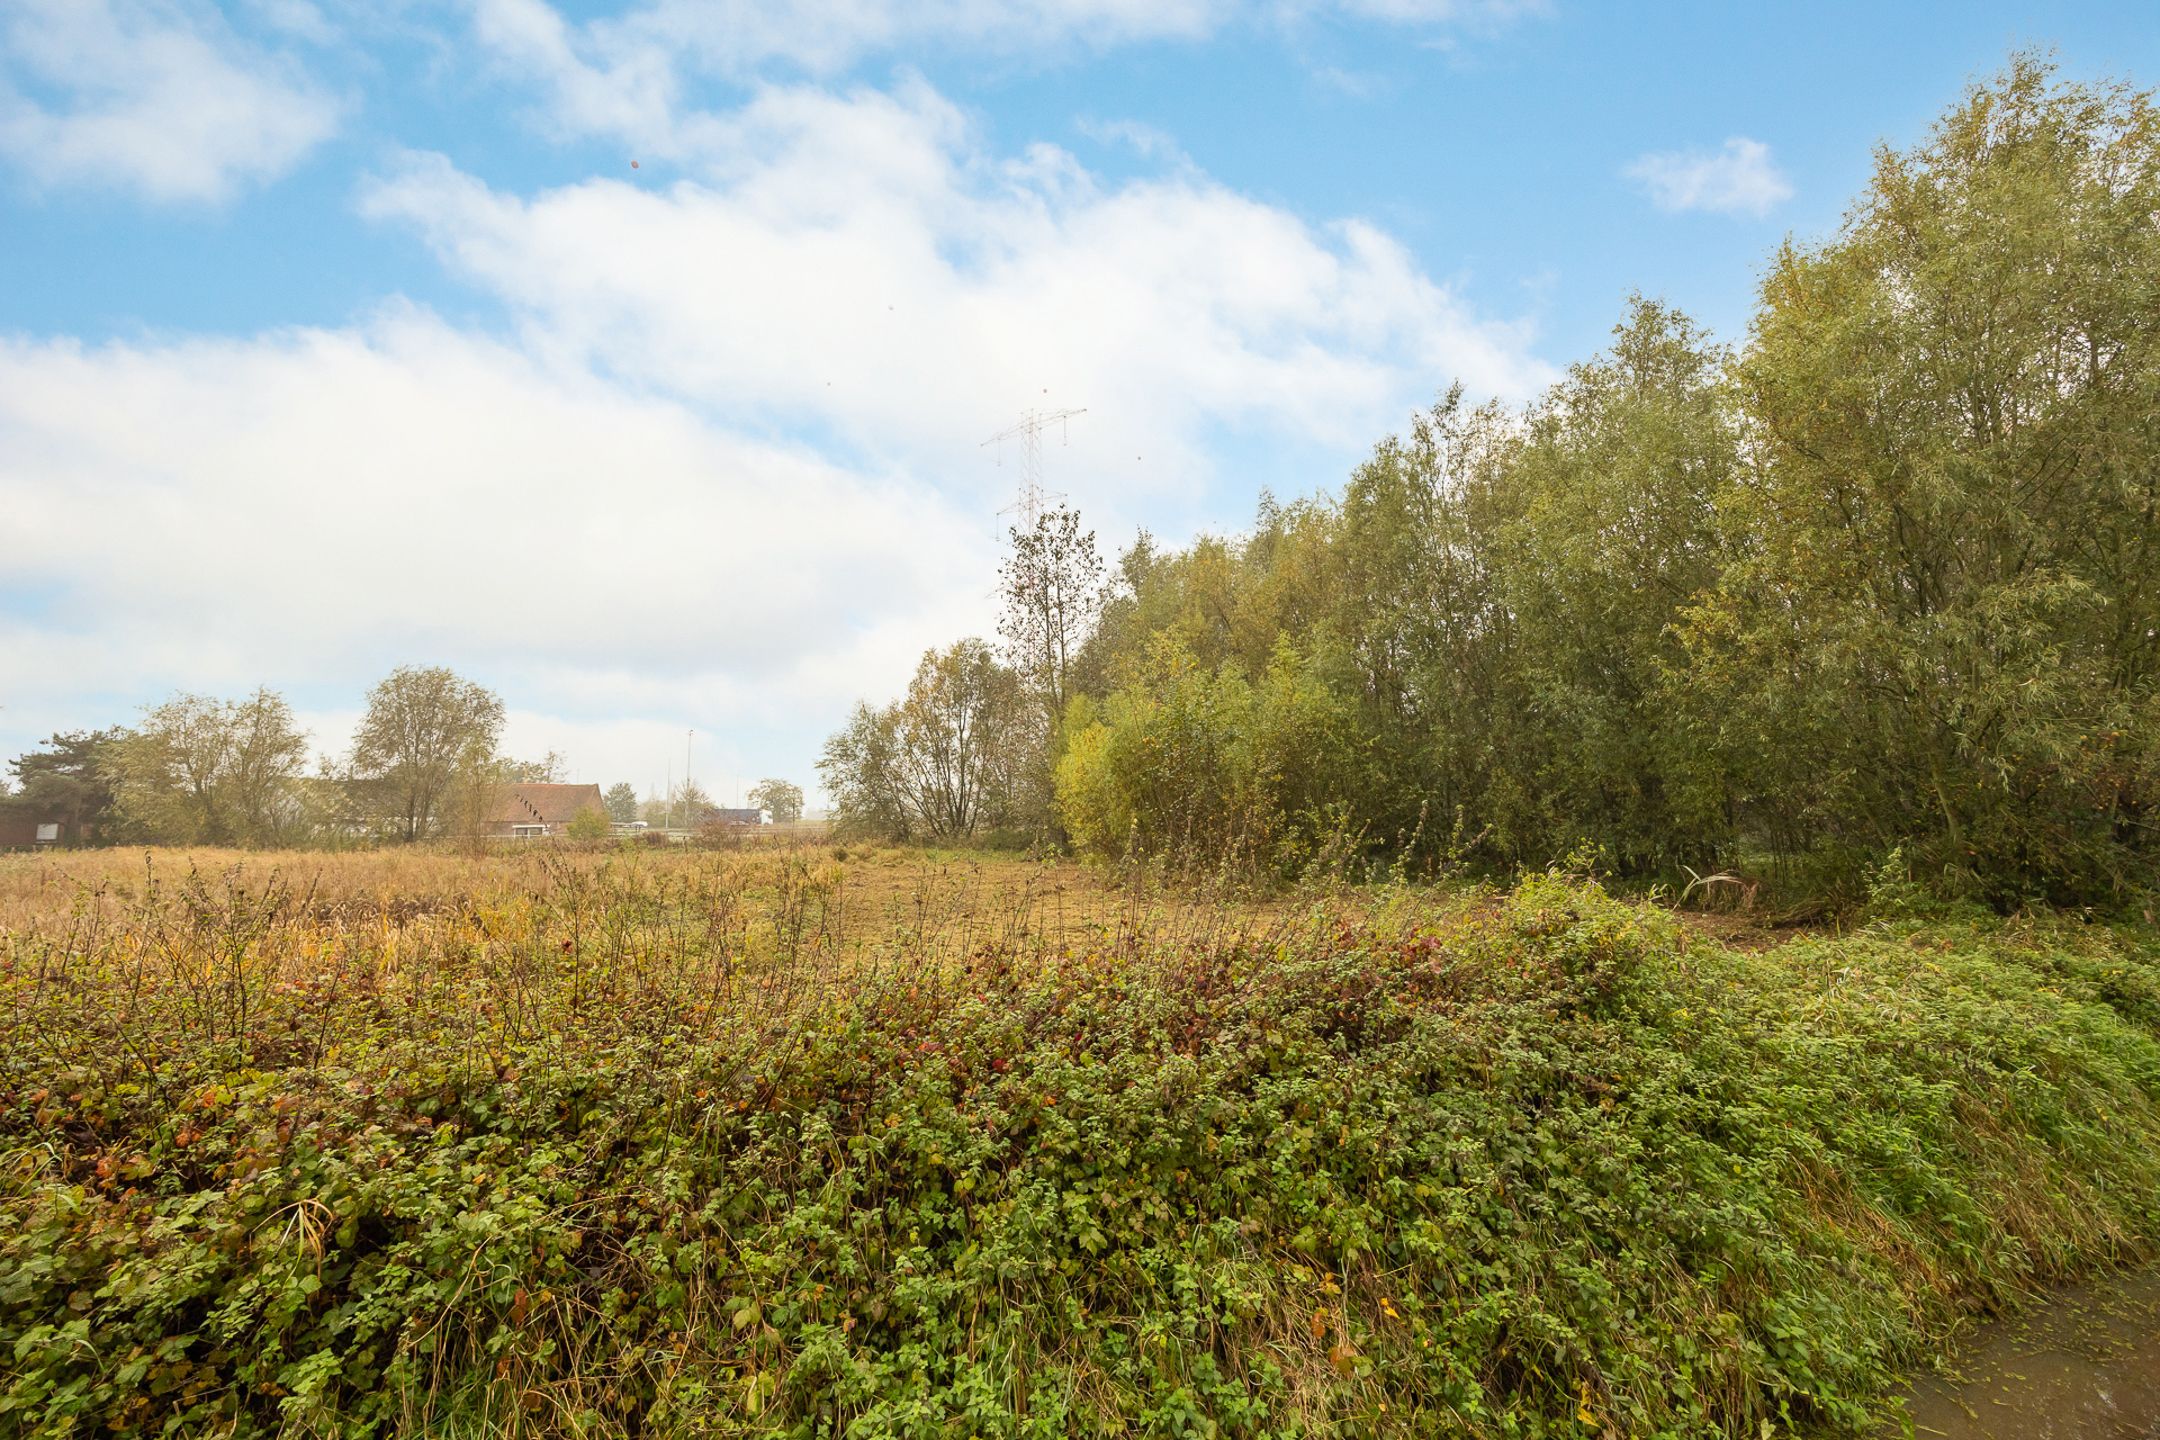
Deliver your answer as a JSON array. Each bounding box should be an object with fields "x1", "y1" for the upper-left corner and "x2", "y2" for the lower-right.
[
  {"x1": 7, "y1": 47, "x2": 2160, "y2": 1440},
  {"x1": 826, "y1": 57, "x2": 2160, "y2": 909},
  {"x1": 3, "y1": 847, "x2": 2158, "y2": 1436}
]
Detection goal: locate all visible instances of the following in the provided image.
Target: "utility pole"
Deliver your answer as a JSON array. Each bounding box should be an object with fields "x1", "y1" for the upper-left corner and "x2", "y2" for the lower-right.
[{"x1": 686, "y1": 729, "x2": 694, "y2": 826}]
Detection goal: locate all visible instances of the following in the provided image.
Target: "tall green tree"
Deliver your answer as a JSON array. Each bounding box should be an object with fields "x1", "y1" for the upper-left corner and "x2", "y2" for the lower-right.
[
  {"x1": 821, "y1": 642, "x2": 1028, "y2": 842},
  {"x1": 1688, "y1": 55, "x2": 2160, "y2": 900},
  {"x1": 830, "y1": 55, "x2": 2160, "y2": 905},
  {"x1": 819, "y1": 703, "x2": 913, "y2": 842},
  {"x1": 1483, "y1": 299, "x2": 1737, "y2": 871},
  {"x1": 350, "y1": 666, "x2": 506, "y2": 841}
]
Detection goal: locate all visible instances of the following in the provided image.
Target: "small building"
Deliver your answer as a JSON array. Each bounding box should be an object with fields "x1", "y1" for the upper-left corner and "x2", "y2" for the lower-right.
[
  {"x1": 484, "y1": 783, "x2": 608, "y2": 839},
  {"x1": 0, "y1": 814, "x2": 67, "y2": 849}
]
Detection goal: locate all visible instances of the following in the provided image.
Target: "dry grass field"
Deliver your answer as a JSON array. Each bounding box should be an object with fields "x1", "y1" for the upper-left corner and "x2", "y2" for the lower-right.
[{"x1": 0, "y1": 840, "x2": 1336, "y2": 974}]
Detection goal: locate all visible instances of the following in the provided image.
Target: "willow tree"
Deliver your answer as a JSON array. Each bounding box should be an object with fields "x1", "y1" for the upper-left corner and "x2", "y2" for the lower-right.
[{"x1": 1689, "y1": 55, "x2": 2160, "y2": 900}]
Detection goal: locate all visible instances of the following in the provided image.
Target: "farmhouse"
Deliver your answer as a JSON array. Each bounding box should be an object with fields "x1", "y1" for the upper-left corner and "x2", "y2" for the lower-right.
[{"x1": 484, "y1": 782, "x2": 607, "y2": 839}]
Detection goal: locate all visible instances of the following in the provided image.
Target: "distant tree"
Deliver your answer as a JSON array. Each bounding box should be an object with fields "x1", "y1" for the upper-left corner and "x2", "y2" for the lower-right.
[
  {"x1": 112, "y1": 694, "x2": 230, "y2": 843},
  {"x1": 502, "y1": 751, "x2": 565, "y2": 783},
  {"x1": 565, "y1": 806, "x2": 612, "y2": 842},
  {"x1": 746, "y1": 778, "x2": 803, "y2": 823},
  {"x1": 819, "y1": 704, "x2": 911, "y2": 841},
  {"x1": 110, "y1": 689, "x2": 311, "y2": 846},
  {"x1": 821, "y1": 642, "x2": 1027, "y2": 842},
  {"x1": 225, "y1": 689, "x2": 315, "y2": 843},
  {"x1": 637, "y1": 781, "x2": 716, "y2": 829},
  {"x1": 673, "y1": 780, "x2": 716, "y2": 826},
  {"x1": 603, "y1": 782, "x2": 639, "y2": 824},
  {"x1": 1000, "y1": 504, "x2": 1105, "y2": 732},
  {"x1": 3, "y1": 731, "x2": 122, "y2": 840},
  {"x1": 350, "y1": 666, "x2": 506, "y2": 841}
]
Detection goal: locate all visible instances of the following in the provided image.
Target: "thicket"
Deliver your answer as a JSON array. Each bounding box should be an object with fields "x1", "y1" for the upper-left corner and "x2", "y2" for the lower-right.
[
  {"x1": 832, "y1": 59, "x2": 2160, "y2": 908},
  {"x1": 4, "y1": 854, "x2": 2159, "y2": 1436}
]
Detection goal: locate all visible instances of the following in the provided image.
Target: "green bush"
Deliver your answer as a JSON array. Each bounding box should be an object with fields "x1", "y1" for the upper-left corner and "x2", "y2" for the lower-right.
[{"x1": 4, "y1": 866, "x2": 2159, "y2": 1436}]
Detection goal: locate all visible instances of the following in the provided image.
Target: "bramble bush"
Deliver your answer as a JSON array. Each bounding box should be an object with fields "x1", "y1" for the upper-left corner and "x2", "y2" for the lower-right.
[{"x1": 2, "y1": 855, "x2": 2158, "y2": 1436}]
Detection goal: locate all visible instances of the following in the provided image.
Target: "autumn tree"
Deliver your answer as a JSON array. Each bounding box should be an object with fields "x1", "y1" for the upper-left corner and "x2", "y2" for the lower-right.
[
  {"x1": 997, "y1": 504, "x2": 1105, "y2": 832},
  {"x1": 747, "y1": 778, "x2": 804, "y2": 823},
  {"x1": 669, "y1": 780, "x2": 716, "y2": 827},
  {"x1": 110, "y1": 689, "x2": 311, "y2": 845},
  {"x1": 350, "y1": 666, "x2": 506, "y2": 841},
  {"x1": 502, "y1": 751, "x2": 565, "y2": 783},
  {"x1": 819, "y1": 703, "x2": 913, "y2": 841},
  {"x1": 225, "y1": 689, "x2": 316, "y2": 842},
  {"x1": 820, "y1": 642, "x2": 1027, "y2": 842},
  {"x1": 999, "y1": 504, "x2": 1104, "y2": 730}
]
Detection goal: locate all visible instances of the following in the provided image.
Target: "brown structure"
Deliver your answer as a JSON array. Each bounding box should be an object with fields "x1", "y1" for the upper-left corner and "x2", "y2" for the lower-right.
[
  {"x1": 483, "y1": 783, "x2": 607, "y2": 839},
  {"x1": 0, "y1": 814, "x2": 70, "y2": 849}
]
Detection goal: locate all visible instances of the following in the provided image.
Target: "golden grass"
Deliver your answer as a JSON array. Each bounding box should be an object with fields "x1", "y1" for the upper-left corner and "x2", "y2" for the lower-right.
[{"x1": 0, "y1": 841, "x2": 1307, "y2": 963}]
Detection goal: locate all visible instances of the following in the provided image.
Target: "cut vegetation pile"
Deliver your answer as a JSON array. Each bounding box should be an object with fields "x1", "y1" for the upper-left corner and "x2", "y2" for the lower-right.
[{"x1": 2, "y1": 850, "x2": 2158, "y2": 1437}]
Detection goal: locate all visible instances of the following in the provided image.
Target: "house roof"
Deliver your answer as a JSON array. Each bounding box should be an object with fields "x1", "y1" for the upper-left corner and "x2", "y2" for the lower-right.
[{"x1": 488, "y1": 782, "x2": 606, "y2": 826}]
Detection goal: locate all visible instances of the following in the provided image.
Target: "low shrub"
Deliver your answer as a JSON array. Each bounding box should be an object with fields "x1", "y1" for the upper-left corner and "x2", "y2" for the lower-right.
[{"x1": 2, "y1": 864, "x2": 2157, "y2": 1436}]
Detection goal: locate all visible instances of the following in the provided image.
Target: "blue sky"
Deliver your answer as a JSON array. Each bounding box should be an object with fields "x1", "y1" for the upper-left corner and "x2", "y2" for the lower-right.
[{"x1": 4, "y1": 0, "x2": 2156, "y2": 804}]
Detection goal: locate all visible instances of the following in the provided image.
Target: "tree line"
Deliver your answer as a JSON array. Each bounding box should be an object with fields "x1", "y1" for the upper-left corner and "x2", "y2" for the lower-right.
[
  {"x1": 822, "y1": 58, "x2": 2160, "y2": 907},
  {"x1": 1, "y1": 666, "x2": 807, "y2": 846}
]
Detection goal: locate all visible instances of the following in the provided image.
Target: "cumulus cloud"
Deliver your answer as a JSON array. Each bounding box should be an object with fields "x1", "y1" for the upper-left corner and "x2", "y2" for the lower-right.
[
  {"x1": 1623, "y1": 136, "x2": 1792, "y2": 219},
  {"x1": 358, "y1": 80, "x2": 1552, "y2": 513},
  {"x1": 0, "y1": 311, "x2": 998, "y2": 787},
  {"x1": 0, "y1": 0, "x2": 341, "y2": 204},
  {"x1": 0, "y1": 29, "x2": 1556, "y2": 788}
]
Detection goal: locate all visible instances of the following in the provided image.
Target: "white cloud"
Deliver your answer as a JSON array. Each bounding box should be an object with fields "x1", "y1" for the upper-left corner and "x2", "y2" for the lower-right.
[
  {"x1": 475, "y1": 0, "x2": 1213, "y2": 88},
  {"x1": 0, "y1": 48, "x2": 1556, "y2": 791},
  {"x1": 470, "y1": 0, "x2": 1539, "y2": 99},
  {"x1": 0, "y1": 0, "x2": 341, "y2": 204},
  {"x1": 241, "y1": 0, "x2": 338, "y2": 45},
  {"x1": 0, "y1": 310, "x2": 999, "y2": 789},
  {"x1": 358, "y1": 80, "x2": 1552, "y2": 512},
  {"x1": 1075, "y1": 117, "x2": 1191, "y2": 166},
  {"x1": 1624, "y1": 136, "x2": 1792, "y2": 219}
]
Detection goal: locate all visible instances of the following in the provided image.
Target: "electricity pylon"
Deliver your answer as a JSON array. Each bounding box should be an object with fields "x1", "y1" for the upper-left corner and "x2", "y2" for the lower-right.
[{"x1": 982, "y1": 407, "x2": 1086, "y2": 530}]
